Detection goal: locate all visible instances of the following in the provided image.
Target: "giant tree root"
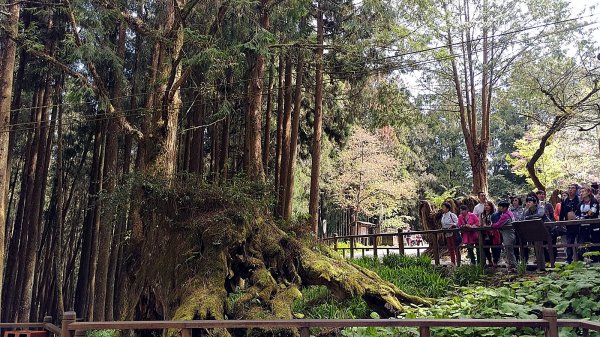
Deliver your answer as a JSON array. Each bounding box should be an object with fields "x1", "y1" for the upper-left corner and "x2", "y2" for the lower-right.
[{"x1": 120, "y1": 178, "x2": 431, "y2": 334}]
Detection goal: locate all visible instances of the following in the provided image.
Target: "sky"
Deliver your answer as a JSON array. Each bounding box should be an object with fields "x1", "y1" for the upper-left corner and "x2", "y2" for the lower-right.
[{"x1": 569, "y1": 0, "x2": 600, "y2": 44}]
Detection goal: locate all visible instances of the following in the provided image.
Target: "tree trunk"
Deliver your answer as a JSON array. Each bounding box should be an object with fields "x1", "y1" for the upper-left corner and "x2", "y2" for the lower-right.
[
  {"x1": 54, "y1": 80, "x2": 65, "y2": 316},
  {"x1": 189, "y1": 89, "x2": 205, "y2": 175},
  {"x1": 283, "y1": 51, "x2": 305, "y2": 220},
  {"x1": 220, "y1": 115, "x2": 230, "y2": 182},
  {"x1": 74, "y1": 121, "x2": 104, "y2": 319},
  {"x1": 93, "y1": 20, "x2": 125, "y2": 321},
  {"x1": 309, "y1": 3, "x2": 324, "y2": 236},
  {"x1": 274, "y1": 54, "x2": 285, "y2": 195},
  {"x1": 277, "y1": 55, "x2": 293, "y2": 218},
  {"x1": 243, "y1": 3, "x2": 269, "y2": 182},
  {"x1": 263, "y1": 56, "x2": 275, "y2": 176},
  {"x1": 0, "y1": 0, "x2": 20, "y2": 316}
]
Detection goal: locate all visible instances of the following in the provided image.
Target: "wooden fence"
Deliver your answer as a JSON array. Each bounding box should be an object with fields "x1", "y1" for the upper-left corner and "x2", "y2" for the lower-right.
[
  {"x1": 1, "y1": 309, "x2": 600, "y2": 337},
  {"x1": 322, "y1": 218, "x2": 600, "y2": 269}
]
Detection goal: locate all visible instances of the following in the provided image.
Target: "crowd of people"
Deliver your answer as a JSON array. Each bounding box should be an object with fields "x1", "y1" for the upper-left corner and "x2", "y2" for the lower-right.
[{"x1": 440, "y1": 184, "x2": 600, "y2": 269}]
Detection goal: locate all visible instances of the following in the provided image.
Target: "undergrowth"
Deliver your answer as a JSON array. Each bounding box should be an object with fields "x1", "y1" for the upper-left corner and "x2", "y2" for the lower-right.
[{"x1": 343, "y1": 262, "x2": 600, "y2": 337}]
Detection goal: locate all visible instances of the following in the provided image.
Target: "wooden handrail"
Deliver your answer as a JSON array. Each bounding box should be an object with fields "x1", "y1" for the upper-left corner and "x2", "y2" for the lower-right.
[
  {"x1": 67, "y1": 318, "x2": 549, "y2": 330},
  {"x1": 0, "y1": 323, "x2": 46, "y2": 328},
  {"x1": 322, "y1": 218, "x2": 600, "y2": 241},
  {"x1": 53, "y1": 308, "x2": 598, "y2": 337},
  {"x1": 44, "y1": 323, "x2": 62, "y2": 335}
]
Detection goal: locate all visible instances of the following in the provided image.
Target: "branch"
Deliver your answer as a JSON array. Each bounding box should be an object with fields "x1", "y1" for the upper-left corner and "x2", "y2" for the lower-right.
[
  {"x1": 97, "y1": 0, "x2": 156, "y2": 36},
  {"x1": 525, "y1": 115, "x2": 569, "y2": 191},
  {"x1": 168, "y1": 66, "x2": 192, "y2": 102},
  {"x1": 61, "y1": 0, "x2": 143, "y2": 139},
  {"x1": 180, "y1": 0, "x2": 202, "y2": 23}
]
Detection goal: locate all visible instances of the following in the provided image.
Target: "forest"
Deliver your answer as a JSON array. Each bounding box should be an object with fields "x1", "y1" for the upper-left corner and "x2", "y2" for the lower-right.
[{"x1": 1, "y1": 0, "x2": 600, "y2": 328}]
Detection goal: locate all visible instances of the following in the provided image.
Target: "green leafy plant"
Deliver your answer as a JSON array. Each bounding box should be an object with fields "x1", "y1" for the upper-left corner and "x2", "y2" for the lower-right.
[
  {"x1": 451, "y1": 264, "x2": 484, "y2": 286},
  {"x1": 292, "y1": 286, "x2": 371, "y2": 319}
]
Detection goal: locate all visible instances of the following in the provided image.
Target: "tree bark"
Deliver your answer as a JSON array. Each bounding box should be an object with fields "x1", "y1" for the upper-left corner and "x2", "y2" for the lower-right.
[
  {"x1": 274, "y1": 54, "x2": 285, "y2": 196},
  {"x1": 309, "y1": 2, "x2": 324, "y2": 235},
  {"x1": 74, "y1": 121, "x2": 104, "y2": 319},
  {"x1": 277, "y1": 54, "x2": 293, "y2": 217},
  {"x1": 445, "y1": 2, "x2": 491, "y2": 194},
  {"x1": 94, "y1": 20, "x2": 126, "y2": 321},
  {"x1": 263, "y1": 56, "x2": 275, "y2": 175},
  {"x1": 54, "y1": 80, "x2": 65, "y2": 316},
  {"x1": 283, "y1": 51, "x2": 305, "y2": 220},
  {"x1": 0, "y1": 0, "x2": 20, "y2": 316},
  {"x1": 243, "y1": 1, "x2": 269, "y2": 182}
]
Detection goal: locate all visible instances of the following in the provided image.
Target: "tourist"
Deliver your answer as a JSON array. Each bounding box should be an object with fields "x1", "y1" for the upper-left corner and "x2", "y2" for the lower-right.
[
  {"x1": 479, "y1": 201, "x2": 501, "y2": 267},
  {"x1": 554, "y1": 192, "x2": 567, "y2": 221},
  {"x1": 491, "y1": 200, "x2": 517, "y2": 269},
  {"x1": 458, "y1": 205, "x2": 479, "y2": 265},
  {"x1": 473, "y1": 192, "x2": 487, "y2": 216},
  {"x1": 441, "y1": 202, "x2": 460, "y2": 265},
  {"x1": 537, "y1": 189, "x2": 559, "y2": 261},
  {"x1": 576, "y1": 185, "x2": 599, "y2": 261},
  {"x1": 510, "y1": 196, "x2": 524, "y2": 221},
  {"x1": 560, "y1": 184, "x2": 580, "y2": 264}
]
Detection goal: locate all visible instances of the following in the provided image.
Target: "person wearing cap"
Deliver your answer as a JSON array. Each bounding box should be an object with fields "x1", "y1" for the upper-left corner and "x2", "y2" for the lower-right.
[
  {"x1": 492, "y1": 200, "x2": 517, "y2": 269},
  {"x1": 458, "y1": 205, "x2": 479, "y2": 265},
  {"x1": 560, "y1": 184, "x2": 580, "y2": 263}
]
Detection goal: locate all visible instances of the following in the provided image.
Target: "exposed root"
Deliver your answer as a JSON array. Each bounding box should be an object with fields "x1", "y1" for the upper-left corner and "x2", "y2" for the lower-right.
[{"x1": 297, "y1": 245, "x2": 432, "y2": 316}]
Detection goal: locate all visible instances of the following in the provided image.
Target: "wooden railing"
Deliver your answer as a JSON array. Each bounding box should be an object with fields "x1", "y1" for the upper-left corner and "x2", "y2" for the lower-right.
[
  {"x1": 2, "y1": 309, "x2": 600, "y2": 337},
  {"x1": 322, "y1": 218, "x2": 600, "y2": 269}
]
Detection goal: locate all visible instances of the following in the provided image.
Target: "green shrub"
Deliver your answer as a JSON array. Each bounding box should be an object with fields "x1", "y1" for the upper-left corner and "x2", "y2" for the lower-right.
[
  {"x1": 292, "y1": 286, "x2": 371, "y2": 319},
  {"x1": 451, "y1": 264, "x2": 484, "y2": 286},
  {"x1": 382, "y1": 254, "x2": 432, "y2": 269},
  {"x1": 351, "y1": 256, "x2": 380, "y2": 269},
  {"x1": 350, "y1": 255, "x2": 448, "y2": 298},
  {"x1": 86, "y1": 330, "x2": 118, "y2": 337}
]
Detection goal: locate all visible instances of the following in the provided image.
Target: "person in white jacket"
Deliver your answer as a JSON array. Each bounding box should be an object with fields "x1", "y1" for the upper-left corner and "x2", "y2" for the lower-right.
[{"x1": 441, "y1": 202, "x2": 460, "y2": 265}]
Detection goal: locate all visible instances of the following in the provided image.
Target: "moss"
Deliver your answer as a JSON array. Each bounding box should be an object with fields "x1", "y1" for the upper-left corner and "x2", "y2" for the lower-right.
[
  {"x1": 172, "y1": 284, "x2": 227, "y2": 320},
  {"x1": 271, "y1": 286, "x2": 302, "y2": 319},
  {"x1": 297, "y1": 245, "x2": 430, "y2": 315}
]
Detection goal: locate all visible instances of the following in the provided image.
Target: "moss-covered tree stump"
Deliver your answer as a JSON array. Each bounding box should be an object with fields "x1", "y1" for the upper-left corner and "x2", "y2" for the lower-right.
[{"x1": 119, "y1": 177, "x2": 430, "y2": 334}]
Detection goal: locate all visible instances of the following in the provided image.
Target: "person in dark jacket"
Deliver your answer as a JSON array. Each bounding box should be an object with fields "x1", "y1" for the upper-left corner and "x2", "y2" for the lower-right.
[
  {"x1": 576, "y1": 185, "x2": 599, "y2": 262},
  {"x1": 536, "y1": 189, "x2": 558, "y2": 261},
  {"x1": 521, "y1": 194, "x2": 549, "y2": 262},
  {"x1": 560, "y1": 184, "x2": 580, "y2": 264}
]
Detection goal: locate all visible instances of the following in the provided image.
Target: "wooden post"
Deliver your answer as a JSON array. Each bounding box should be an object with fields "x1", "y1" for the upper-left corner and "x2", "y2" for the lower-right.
[
  {"x1": 547, "y1": 240, "x2": 555, "y2": 268},
  {"x1": 534, "y1": 241, "x2": 545, "y2": 271},
  {"x1": 543, "y1": 308, "x2": 558, "y2": 337},
  {"x1": 419, "y1": 326, "x2": 431, "y2": 337},
  {"x1": 181, "y1": 329, "x2": 192, "y2": 337},
  {"x1": 300, "y1": 327, "x2": 310, "y2": 337},
  {"x1": 350, "y1": 238, "x2": 355, "y2": 259},
  {"x1": 333, "y1": 233, "x2": 338, "y2": 252},
  {"x1": 398, "y1": 229, "x2": 405, "y2": 256},
  {"x1": 60, "y1": 312, "x2": 76, "y2": 337},
  {"x1": 478, "y1": 229, "x2": 485, "y2": 267},
  {"x1": 431, "y1": 233, "x2": 440, "y2": 265},
  {"x1": 373, "y1": 234, "x2": 378, "y2": 258},
  {"x1": 455, "y1": 229, "x2": 462, "y2": 266},
  {"x1": 74, "y1": 330, "x2": 85, "y2": 337}
]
